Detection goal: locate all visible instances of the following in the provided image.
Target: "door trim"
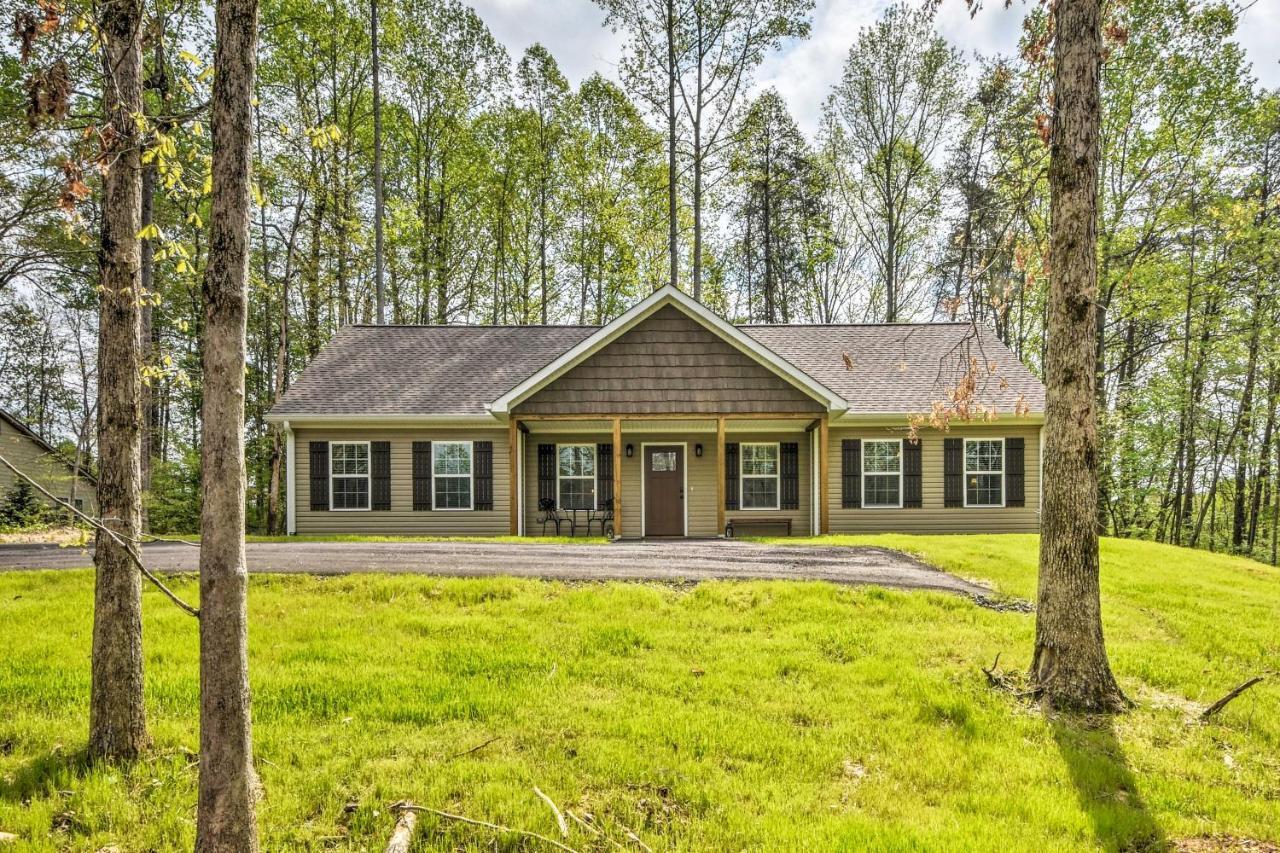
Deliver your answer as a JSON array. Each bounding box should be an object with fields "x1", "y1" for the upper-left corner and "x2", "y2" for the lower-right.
[{"x1": 640, "y1": 441, "x2": 688, "y2": 537}]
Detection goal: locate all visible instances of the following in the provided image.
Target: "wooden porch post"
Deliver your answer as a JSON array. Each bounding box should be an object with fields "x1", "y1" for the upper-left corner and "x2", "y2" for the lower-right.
[
  {"x1": 818, "y1": 416, "x2": 830, "y2": 534},
  {"x1": 509, "y1": 419, "x2": 519, "y2": 535},
  {"x1": 716, "y1": 416, "x2": 726, "y2": 536},
  {"x1": 612, "y1": 417, "x2": 622, "y2": 538}
]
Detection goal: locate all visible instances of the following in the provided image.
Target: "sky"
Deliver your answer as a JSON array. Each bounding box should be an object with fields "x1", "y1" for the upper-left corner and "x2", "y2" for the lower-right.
[{"x1": 470, "y1": 0, "x2": 1280, "y2": 136}]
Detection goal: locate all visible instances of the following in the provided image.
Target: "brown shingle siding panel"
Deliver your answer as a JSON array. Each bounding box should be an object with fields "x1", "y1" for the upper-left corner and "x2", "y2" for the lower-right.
[{"x1": 516, "y1": 307, "x2": 824, "y2": 416}]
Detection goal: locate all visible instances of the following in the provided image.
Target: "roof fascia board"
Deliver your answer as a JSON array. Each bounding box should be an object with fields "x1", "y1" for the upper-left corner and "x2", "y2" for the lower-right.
[
  {"x1": 265, "y1": 413, "x2": 505, "y2": 427},
  {"x1": 489, "y1": 286, "x2": 848, "y2": 414},
  {"x1": 830, "y1": 412, "x2": 1046, "y2": 427}
]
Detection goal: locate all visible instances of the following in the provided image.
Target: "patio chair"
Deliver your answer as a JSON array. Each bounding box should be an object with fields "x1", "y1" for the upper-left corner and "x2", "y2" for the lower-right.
[
  {"x1": 538, "y1": 498, "x2": 568, "y2": 536},
  {"x1": 585, "y1": 498, "x2": 614, "y2": 537}
]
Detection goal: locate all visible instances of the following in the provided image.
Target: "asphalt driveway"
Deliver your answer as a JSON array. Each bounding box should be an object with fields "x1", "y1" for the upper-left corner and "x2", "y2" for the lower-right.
[{"x1": 0, "y1": 539, "x2": 991, "y2": 596}]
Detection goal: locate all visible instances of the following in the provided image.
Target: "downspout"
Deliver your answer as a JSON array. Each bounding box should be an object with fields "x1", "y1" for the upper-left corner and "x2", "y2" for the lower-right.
[
  {"x1": 1037, "y1": 424, "x2": 1045, "y2": 531},
  {"x1": 285, "y1": 420, "x2": 296, "y2": 535}
]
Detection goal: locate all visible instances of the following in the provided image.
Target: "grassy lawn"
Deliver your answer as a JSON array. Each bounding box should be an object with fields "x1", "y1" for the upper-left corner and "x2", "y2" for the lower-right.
[{"x1": 0, "y1": 535, "x2": 1276, "y2": 851}]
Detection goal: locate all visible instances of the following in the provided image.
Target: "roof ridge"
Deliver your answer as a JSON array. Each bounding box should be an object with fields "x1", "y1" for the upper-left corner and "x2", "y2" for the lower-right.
[{"x1": 344, "y1": 323, "x2": 601, "y2": 329}]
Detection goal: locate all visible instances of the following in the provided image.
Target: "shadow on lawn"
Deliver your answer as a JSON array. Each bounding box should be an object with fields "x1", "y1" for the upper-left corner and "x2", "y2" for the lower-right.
[
  {"x1": 1051, "y1": 716, "x2": 1165, "y2": 851},
  {"x1": 0, "y1": 746, "x2": 90, "y2": 803}
]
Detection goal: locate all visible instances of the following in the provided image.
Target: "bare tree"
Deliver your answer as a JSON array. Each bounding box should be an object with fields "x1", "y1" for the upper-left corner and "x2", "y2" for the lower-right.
[
  {"x1": 1030, "y1": 0, "x2": 1127, "y2": 712},
  {"x1": 598, "y1": 0, "x2": 685, "y2": 291},
  {"x1": 196, "y1": 0, "x2": 262, "y2": 842},
  {"x1": 677, "y1": 0, "x2": 811, "y2": 301},
  {"x1": 830, "y1": 3, "x2": 961, "y2": 322},
  {"x1": 89, "y1": 0, "x2": 149, "y2": 763}
]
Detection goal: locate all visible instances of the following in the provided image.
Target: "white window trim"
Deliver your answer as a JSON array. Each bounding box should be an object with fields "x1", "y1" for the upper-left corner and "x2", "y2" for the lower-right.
[
  {"x1": 862, "y1": 438, "x2": 904, "y2": 509},
  {"x1": 329, "y1": 440, "x2": 371, "y2": 512},
  {"x1": 740, "y1": 441, "x2": 781, "y2": 511},
  {"x1": 963, "y1": 437, "x2": 1006, "y2": 508},
  {"x1": 432, "y1": 440, "x2": 475, "y2": 511},
  {"x1": 556, "y1": 443, "x2": 598, "y2": 511}
]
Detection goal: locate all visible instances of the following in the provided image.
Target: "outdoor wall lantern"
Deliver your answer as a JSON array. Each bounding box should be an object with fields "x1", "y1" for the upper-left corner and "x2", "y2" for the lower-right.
[
  {"x1": 694, "y1": 444, "x2": 703, "y2": 457},
  {"x1": 626, "y1": 444, "x2": 634, "y2": 457}
]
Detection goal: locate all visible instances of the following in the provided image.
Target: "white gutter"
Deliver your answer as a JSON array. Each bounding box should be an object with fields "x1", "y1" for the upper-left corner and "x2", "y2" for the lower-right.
[
  {"x1": 285, "y1": 420, "x2": 296, "y2": 535},
  {"x1": 265, "y1": 413, "x2": 504, "y2": 427},
  {"x1": 830, "y1": 412, "x2": 1046, "y2": 426}
]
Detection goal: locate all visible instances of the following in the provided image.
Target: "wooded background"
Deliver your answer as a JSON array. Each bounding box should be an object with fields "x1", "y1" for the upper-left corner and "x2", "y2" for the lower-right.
[{"x1": 2, "y1": 0, "x2": 1277, "y2": 562}]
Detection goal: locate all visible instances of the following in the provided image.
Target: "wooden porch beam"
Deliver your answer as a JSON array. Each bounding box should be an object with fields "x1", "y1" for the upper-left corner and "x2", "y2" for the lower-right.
[
  {"x1": 509, "y1": 419, "x2": 519, "y2": 535},
  {"x1": 818, "y1": 417, "x2": 830, "y2": 534},
  {"x1": 612, "y1": 417, "x2": 622, "y2": 538},
  {"x1": 716, "y1": 416, "x2": 726, "y2": 537},
  {"x1": 514, "y1": 411, "x2": 823, "y2": 422}
]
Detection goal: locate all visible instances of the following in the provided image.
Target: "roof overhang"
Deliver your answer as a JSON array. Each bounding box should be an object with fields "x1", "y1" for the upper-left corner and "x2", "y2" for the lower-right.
[
  {"x1": 487, "y1": 285, "x2": 849, "y2": 416},
  {"x1": 265, "y1": 413, "x2": 504, "y2": 427},
  {"x1": 829, "y1": 411, "x2": 1046, "y2": 427}
]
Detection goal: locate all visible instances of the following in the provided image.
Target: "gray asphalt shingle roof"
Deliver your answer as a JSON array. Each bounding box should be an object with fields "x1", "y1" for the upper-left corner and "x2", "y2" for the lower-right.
[
  {"x1": 270, "y1": 325, "x2": 596, "y2": 416},
  {"x1": 269, "y1": 319, "x2": 1045, "y2": 417},
  {"x1": 743, "y1": 322, "x2": 1045, "y2": 414}
]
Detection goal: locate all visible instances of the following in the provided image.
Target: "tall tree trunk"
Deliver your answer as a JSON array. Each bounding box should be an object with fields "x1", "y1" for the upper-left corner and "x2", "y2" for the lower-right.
[
  {"x1": 196, "y1": 0, "x2": 261, "y2": 843},
  {"x1": 1231, "y1": 305, "x2": 1261, "y2": 550},
  {"x1": 665, "y1": 0, "x2": 678, "y2": 291},
  {"x1": 138, "y1": 160, "x2": 156, "y2": 535},
  {"x1": 371, "y1": 0, "x2": 385, "y2": 324},
  {"x1": 1030, "y1": 0, "x2": 1126, "y2": 713},
  {"x1": 89, "y1": 0, "x2": 149, "y2": 763}
]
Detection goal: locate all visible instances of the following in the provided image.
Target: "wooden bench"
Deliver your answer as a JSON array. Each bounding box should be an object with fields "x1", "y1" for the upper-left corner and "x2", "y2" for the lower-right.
[{"x1": 724, "y1": 517, "x2": 792, "y2": 538}]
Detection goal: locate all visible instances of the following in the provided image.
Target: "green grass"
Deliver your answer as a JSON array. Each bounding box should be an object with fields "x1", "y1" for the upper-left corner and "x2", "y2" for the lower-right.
[{"x1": 0, "y1": 535, "x2": 1276, "y2": 851}]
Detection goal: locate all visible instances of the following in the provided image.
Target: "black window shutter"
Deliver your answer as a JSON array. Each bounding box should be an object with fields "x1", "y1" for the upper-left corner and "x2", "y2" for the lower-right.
[
  {"x1": 944, "y1": 438, "x2": 964, "y2": 508},
  {"x1": 841, "y1": 439, "x2": 861, "y2": 509},
  {"x1": 597, "y1": 443, "x2": 613, "y2": 505},
  {"x1": 371, "y1": 441, "x2": 391, "y2": 510},
  {"x1": 903, "y1": 440, "x2": 923, "y2": 508},
  {"x1": 1006, "y1": 437, "x2": 1025, "y2": 507},
  {"x1": 474, "y1": 441, "x2": 493, "y2": 510},
  {"x1": 309, "y1": 442, "x2": 329, "y2": 511},
  {"x1": 724, "y1": 442, "x2": 739, "y2": 510},
  {"x1": 412, "y1": 441, "x2": 432, "y2": 511},
  {"x1": 538, "y1": 444, "x2": 557, "y2": 507},
  {"x1": 780, "y1": 442, "x2": 799, "y2": 510}
]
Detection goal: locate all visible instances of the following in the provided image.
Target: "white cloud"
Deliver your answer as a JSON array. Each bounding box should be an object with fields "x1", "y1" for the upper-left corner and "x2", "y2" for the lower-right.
[{"x1": 470, "y1": 0, "x2": 1280, "y2": 133}]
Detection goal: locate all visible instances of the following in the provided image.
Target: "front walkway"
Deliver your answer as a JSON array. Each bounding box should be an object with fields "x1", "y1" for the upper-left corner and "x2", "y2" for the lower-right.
[{"x1": 0, "y1": 540, "x2": 988, "y2": 595}]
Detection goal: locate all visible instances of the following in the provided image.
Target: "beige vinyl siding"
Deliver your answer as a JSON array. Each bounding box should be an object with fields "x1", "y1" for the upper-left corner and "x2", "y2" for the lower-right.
[
  {"x1": 515, "y1": 306, "x2": 824, "y2": 415},
  {"x1": 826, "y1": 424, "x2": 1041, "y2": 534},
  {"x1": 293, "y1": 428, "x2": 509, "y2": 535},
  {"x1": 522, "y1": 430, "x2": 812, "y2": 537},
  {"x1": 0, "y1": 426, "x2": 96, "y2": 516},
  {"x1": 724, "y1": 432, "x2": 813, "y2": 537}
]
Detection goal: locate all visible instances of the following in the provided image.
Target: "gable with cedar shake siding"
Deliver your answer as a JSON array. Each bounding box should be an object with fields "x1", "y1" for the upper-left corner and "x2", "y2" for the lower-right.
[{"x1": 268, "y1": 285, "x2": 1046, "y2": 537}]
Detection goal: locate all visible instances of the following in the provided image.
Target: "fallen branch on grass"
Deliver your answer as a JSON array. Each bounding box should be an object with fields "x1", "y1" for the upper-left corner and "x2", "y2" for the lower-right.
[
  {"x1": 0, "y1": 452, "x2": 199, "y2": 618},
  {"x1": 384, "y1": 802, "x2": 418, "y2": 853},
  {"x1": 447, "y1": 736, "x2": 499, "y2": 760},
  {"x1": 533, "y1": 786, "x2": 569, "y2": 838},
  {"x1": 980, "y1": 652, "x2": 1038, "y2": 700},
  {"x1": 394, "y1": 803, "x2": 583, "y2": 853},
  {"x1": 1201, "y1": 676, "x2": 1266, "y2": 721}
]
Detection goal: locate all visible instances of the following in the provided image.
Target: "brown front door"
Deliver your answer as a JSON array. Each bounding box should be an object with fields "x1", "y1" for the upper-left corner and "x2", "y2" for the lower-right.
[{"x1": 644, "y1": 445, "x2": 684, "y2": 537}]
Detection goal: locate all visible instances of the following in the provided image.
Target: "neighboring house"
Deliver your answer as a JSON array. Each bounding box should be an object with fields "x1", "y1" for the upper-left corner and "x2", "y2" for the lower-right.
[
  {"x1": 0, "y1": 408, "x2": 97, "y2": 517},
  {"x1": 266, "y1": 285, "x2": 1046, "y2": 538}
]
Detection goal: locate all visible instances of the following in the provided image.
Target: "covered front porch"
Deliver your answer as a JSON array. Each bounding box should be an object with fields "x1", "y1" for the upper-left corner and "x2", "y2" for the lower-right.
[{"x1": 507, "y1": 414, "x2": 830, "y2": 539}]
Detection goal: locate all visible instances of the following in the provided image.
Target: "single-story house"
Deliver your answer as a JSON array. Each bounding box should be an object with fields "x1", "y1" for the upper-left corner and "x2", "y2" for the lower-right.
[
  {"x1": 266, "y1": 285, "x2": 1046, "y2": 538},
  {"x1": 0, "y1": 408, "x2": 97, "y2": 516}
]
